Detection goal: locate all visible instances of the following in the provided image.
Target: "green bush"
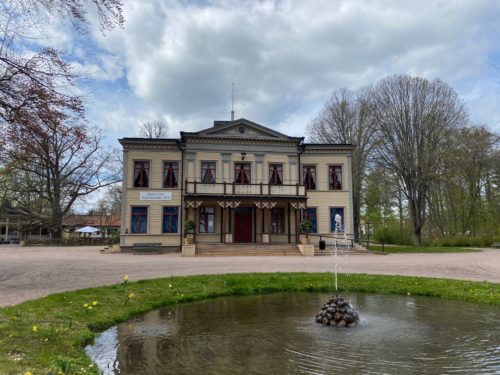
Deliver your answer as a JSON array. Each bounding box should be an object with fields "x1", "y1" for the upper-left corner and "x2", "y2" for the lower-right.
[
  {"x1": 373, "y1": 225, "x2": 413, "y2": 245},
  {"x1": 425, "y1": 235, "x2": 499, "y2": 248}
]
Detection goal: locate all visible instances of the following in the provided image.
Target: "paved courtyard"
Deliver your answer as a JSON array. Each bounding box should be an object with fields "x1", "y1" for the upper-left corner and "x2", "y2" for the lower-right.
[{"x1": 0, "y1": 245, "x2": 499, "y2": 307}]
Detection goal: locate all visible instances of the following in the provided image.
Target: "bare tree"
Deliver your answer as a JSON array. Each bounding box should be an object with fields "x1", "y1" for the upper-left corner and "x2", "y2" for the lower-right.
[
  {"x1": 0, "y1": 0, "x2": 123, "y2": 123},
  {"x1": 371, "y1": 75, "x2": 468, "y2": 246},
  {"x1": 1, "y1": 85, "x2": 121, "y2": 238},
  {"x1": 0, "y1": 0, "x2": 123, "y2": 237},
  {"x1": 139, "y1": 120, "x2": 169, "y2": 138},
  {"x1": 308, "y1": 88, "x2": 378, "y2": 241}
]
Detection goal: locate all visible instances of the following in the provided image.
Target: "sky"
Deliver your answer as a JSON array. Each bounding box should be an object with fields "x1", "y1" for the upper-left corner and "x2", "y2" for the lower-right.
[{"x1": 46, "y1": 0, "x2": 500, "y2": 147}]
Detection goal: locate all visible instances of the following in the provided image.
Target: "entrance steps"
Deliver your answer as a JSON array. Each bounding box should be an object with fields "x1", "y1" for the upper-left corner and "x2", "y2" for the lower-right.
[{"x1": 195, "y1": 243, "x2": 302, "y2": 256}]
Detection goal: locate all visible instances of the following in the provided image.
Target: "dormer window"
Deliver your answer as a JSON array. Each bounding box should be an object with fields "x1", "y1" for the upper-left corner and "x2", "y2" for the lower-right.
[
  {"x1": 201, "y1": 162, "x2": 216, "y2": 183},
  {"x1": 235, "y1": 163, "x2": 251, "y2": 184},
  {"x1": 133, "y1": 161, "x2": 149, "y2": 188}
]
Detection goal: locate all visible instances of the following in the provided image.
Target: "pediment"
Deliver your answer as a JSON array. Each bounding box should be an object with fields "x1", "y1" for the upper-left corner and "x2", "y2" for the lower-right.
[{"x1": 193, "y1": 118, "x2": 292, "y2": 140}]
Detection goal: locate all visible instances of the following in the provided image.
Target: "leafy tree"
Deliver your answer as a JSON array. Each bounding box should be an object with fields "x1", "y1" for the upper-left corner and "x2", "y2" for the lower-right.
[{"x1": 427, "y1": 125, "x2": 499, "y2": 236}]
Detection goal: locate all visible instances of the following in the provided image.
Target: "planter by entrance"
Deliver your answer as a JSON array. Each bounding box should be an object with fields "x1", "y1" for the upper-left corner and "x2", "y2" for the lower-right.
[
  {"x1": 299, "y1": 235, "x2": 310, "y2": 245},
  {"x1": 184, "y1": 233, "x2": 194, "y2": 245}
]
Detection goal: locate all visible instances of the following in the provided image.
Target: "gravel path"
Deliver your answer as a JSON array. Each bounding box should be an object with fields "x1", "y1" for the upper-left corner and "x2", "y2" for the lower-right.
[{"x1": 0, "y1": 245, "x2": 499, "y2": 307}]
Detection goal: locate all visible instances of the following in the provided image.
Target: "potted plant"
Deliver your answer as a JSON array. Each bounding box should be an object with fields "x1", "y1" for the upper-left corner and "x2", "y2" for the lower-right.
[
  {"x1": 184, "y1": 219, "x2": 196, "y2": 244},
  {"x1": 300, "y1": 218, "x2": 312, "y2": 244}
]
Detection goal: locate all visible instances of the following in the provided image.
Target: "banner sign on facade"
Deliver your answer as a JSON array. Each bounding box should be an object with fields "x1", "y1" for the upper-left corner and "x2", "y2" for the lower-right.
[{"x1": 140, "y1": 191, "x2": 172, "y2": 201}]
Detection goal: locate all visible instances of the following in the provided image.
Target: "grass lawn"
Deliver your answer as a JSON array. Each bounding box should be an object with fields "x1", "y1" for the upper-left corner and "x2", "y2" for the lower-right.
[
  {"x1": 0, "y1": 272, "x2": 498, "y2": 375},
  {"x1": 367, "y1": 245, "x2": 482, "y2": 253}
]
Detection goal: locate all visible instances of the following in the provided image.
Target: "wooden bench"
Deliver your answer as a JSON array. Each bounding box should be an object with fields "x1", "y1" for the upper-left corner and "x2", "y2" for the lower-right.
[
  {"x1": 132, "y1": 243, "x2": 161, "y2": 255},
  {"x1": 492, "y1": 242, "x2": 500, "y2": 249}
]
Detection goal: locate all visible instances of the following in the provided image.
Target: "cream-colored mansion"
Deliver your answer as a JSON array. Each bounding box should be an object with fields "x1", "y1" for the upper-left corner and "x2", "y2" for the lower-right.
[{"x1": 119, "y1": 118, "x2": 354, "y2": 252}]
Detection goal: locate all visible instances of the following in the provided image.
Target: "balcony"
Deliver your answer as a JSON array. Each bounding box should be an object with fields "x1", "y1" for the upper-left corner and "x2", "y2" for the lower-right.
[{"x1": 185, "y1": 181, "x2": 307, "y2": 198}]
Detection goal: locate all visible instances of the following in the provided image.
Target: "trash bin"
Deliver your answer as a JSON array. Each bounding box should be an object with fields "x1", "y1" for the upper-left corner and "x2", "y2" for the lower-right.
[{"x1": 319, "y1": 240, "x2": 326, "y2": 250}]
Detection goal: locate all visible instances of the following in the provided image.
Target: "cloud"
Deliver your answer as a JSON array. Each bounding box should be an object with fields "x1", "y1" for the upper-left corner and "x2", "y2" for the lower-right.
[{"x1": 80, "y1": 0, "x2": 500, "y2": 135}]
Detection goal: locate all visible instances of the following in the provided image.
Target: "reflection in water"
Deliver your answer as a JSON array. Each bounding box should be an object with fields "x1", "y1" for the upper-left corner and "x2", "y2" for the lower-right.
[{"x1": 86, "y1": 293, "x2": 500, "y2": 375}]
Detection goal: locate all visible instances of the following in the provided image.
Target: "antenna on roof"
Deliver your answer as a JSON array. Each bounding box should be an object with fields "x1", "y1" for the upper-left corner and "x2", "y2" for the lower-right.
[{"x1": 231, "y1": 82, "x2": 235, "y2": 121}]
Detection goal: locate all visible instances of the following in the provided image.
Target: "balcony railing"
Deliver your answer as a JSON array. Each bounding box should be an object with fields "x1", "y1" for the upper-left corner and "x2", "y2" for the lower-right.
[{"x1": 185, "y1": 180, "x2": 306, "y2": 197}]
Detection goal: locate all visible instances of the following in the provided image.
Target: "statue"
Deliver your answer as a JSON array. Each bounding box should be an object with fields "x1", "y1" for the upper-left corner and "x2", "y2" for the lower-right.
[{"x1": 334, "y1": 213, "x2": 342, "y2": 233}]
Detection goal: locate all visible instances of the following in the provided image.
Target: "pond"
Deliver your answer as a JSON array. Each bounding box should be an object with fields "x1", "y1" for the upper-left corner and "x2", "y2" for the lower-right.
[{"x1": 86, "y1": 293, "x2": 500, "y2": 374}]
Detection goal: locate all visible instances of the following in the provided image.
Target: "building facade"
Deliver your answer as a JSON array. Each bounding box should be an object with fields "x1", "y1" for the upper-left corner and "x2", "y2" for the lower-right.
[{"x1": 119, "y1": 118, "x2": 354, "y2": 250}]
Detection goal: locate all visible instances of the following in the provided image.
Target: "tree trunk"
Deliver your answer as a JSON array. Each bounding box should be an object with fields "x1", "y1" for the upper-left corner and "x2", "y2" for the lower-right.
[{"x1": 412, "y1": 228, "x2": 422, "y2": 247}]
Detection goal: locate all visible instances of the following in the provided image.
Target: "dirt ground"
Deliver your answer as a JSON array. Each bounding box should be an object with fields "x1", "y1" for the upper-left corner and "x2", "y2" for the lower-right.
[{"x1": 0, "y1": 245, "x2": 499, "y2": 307}]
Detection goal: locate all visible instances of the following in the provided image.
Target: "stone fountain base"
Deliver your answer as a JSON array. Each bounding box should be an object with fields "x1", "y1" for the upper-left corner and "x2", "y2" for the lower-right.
[{"x1": 315, "y1": 295, "x2": 359, "y2": 328}]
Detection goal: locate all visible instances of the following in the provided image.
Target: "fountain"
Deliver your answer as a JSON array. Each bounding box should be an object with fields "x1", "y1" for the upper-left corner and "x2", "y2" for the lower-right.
[
  {"x1": 315, "y1": 213, "x2": 360, "y2": 327},
  {"x1": 87, "y1": 293, "x2": 500, "y2": 374}
]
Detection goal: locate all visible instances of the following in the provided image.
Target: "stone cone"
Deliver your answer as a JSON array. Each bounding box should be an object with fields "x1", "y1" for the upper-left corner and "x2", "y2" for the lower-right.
[{"x1": 315, "y1": 295, "x2": 359, "y2": 328}]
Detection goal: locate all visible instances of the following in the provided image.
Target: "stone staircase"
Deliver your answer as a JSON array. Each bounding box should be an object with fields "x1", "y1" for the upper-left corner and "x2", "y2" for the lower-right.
[{"x1": 195, "y1": 243, "x2": 302, "y2": 256}]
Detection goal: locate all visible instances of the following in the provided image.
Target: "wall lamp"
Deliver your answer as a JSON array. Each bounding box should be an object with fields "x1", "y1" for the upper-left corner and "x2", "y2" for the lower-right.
[{"x1": 241, "y1": 152, "x2": 246, "y2": 160}]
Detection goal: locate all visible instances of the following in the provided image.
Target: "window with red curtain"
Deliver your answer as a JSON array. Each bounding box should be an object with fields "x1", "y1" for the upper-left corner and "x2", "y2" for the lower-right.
[
  {"x1": 234, "y1": 163, "x2": 251, "y2": 184},
  {"x1": 302, "y1": 165, "x2": 316, "y2": 190},
  {"x1": 269, "y1": 164, "x2": 283, "y2": 185},
  {"x1": 163, "y1": 162, "x2": 178, "y2": 188},
  {"x1": 201, "y1": 162, "x2": 216, "y2": 183},
  {"x1": 329, "y1": 165, "x2": 342, "y2": 190},
  {"x1": 133, "y1": 161, "x2": 149, "y2": 188}
]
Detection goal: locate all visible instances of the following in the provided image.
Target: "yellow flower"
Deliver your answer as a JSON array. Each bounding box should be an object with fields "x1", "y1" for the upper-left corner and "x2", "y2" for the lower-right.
[
  {"x1": 24, "y1": 372, "x2": 32, "y2": 375},
  {"x1": 123, "y1": 275, "x2": 129, "y2": 281},
  {"x1": 168, "y1": 284, "x2": 172, "y2": 288},
  {"x1": 32, "y1": 326, "x2": 37, "y2": 333},
  {"x1": 83, "y1": 303, "x2": 88, "y2": 308},
  {"x1": 88, "y1": 306, "x2": 93, "y2": 310},
  {"x1": 128, "y1": 293, "x2": 134, "y2": 299},
  {"x1": 92, "y1": 301, "x2": 97, "y2": 306}
]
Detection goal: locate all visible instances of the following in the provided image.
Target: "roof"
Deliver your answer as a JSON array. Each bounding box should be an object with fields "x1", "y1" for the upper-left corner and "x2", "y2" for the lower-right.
[
  {"x1": 63, "y1": 215, "x2": 121, "y2": 227},
  {"x1": 182, "y1": 118, "x2": 304, "y2": 142}
]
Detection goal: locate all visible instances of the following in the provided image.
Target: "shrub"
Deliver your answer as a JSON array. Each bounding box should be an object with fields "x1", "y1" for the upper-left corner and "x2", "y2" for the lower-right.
[
  {"x1": 425, "y1": 235, "x2": 499, "y2": 248},
  {"x1": 373, "y1": 225, "x2": 413, "y2": 245}
]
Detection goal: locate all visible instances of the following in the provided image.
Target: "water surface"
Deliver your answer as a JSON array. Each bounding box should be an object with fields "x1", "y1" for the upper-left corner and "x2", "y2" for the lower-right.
[{"x1": 87, "y1": 293, "x2": 500, "y2": 374}]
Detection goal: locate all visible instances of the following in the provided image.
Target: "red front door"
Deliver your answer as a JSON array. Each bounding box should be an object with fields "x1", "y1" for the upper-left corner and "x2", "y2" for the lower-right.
[{"x1": 234, "y1": 208, "x2": 253, "y2": 243}]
